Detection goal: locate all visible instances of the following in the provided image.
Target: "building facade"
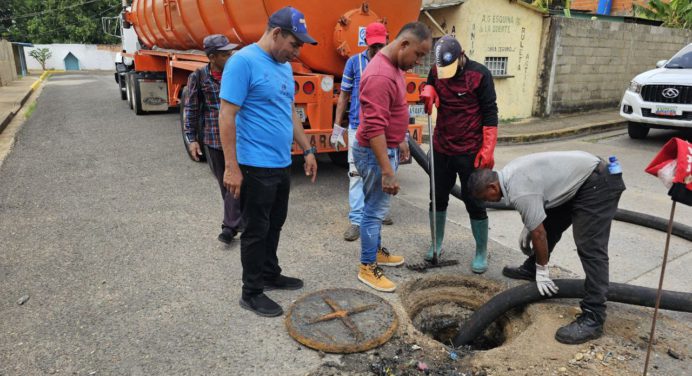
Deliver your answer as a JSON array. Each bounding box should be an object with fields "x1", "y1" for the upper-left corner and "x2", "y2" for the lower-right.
[{"x1": 420, "y1": 0, "x2": 546, "y2": 120}]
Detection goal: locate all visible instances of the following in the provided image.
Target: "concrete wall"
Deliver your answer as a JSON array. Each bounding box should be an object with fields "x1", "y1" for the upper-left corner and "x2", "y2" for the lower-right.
[
  {"x1": 421, "y1": 0, "x2": 545, "y2": 120},
  {"x1": 24, "y1": 44, "x2": 119, "y2": 71},
  {"x1": 0, "y1": 40, "x2": 18, "y2": 86},
  {"x1": 537, "y1": 17, "x2": 692, "y2": 116}
]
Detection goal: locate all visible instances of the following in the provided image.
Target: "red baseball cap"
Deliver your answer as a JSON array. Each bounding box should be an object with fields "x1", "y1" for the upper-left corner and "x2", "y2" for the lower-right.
[{"x1": 365, "y1": 22, "x2": 387, "y2": 46}]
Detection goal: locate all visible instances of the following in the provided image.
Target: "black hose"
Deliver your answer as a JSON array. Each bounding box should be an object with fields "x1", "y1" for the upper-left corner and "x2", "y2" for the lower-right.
[
  {"x1": 452, "y1": 279, "x2": 692, "y2": 347},
  {"x1": 408, "y1": 139, "x2": 692, "y2": 241}
]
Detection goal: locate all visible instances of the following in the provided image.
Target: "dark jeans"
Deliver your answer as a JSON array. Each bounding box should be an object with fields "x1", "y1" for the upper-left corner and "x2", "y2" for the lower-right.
[
  {"x1": 238, "y1": 165, "x2": 290, "y2": 299},
  {"x1": 521, "y1": 166, "x2": 626, "y2": 322},
  {"x1": 431, "y1": 150, "x2": 487, "y2": 220},
  {"x1": 205, "y1": 146, "x2": 244, "y2": 231}
]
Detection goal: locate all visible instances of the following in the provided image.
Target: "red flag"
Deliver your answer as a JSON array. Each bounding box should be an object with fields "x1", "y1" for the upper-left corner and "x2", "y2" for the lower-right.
[{"x1": 645, "y1": 137, "x2": 692, "y2": 205}]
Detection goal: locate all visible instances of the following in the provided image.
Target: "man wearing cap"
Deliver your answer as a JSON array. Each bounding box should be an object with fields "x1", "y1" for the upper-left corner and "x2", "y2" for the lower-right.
[
  {"x1": 352, "y1": 22, "x2": 432, "y2": 292},
  {"x1": 468, "y1": 152, "x2": 625, "y2": 344},
  {"x1": 332, "y1": 22, "x2": 393, "y2": 242},
  {"x1": 183, "y1": 34, "x2": 242, "y2": 244},
  {"x1": 419, "y1": 35, "x2": 498, "y2": 274},
  {"x1": 219, "y1": 6, "x2": 318, "y2": 317}
]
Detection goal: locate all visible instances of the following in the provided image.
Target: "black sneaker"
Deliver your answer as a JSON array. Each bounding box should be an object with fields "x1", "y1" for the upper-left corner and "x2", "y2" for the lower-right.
[
  {"x1": 502, "y1": 264, "x2": 535, "y2": 281},
  {"x1": 239, "y1": 293, "x2": 283, "y2": 317},
  {"x1": 382, "y1": 215, "x2": 394, "y2": 225},
  {"x1": 264, "y1": 275, "x2": 304, "y2": 291},
  {"x1": 218, "y1": 227, "x2": 237, "y2": 244},
  {"x1": 555, "y1": 311, "x2": 604, "y2": 344}
]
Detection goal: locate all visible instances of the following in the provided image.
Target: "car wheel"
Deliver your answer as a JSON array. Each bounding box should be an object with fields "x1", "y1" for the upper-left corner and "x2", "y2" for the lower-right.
[{"x1": 628, "y1": 121, "x2": 650, "y2": 139}]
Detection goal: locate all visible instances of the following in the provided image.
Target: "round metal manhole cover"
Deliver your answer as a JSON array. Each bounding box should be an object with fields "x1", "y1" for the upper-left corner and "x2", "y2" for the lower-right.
[{"x1": 285, "y1": 288, "x2": 398, "y2": 353}]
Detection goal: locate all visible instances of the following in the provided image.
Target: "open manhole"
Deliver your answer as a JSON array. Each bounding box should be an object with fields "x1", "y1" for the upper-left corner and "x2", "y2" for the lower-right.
[{"x1": 399, "y1": 275, "x2": 530, "y2": 351}]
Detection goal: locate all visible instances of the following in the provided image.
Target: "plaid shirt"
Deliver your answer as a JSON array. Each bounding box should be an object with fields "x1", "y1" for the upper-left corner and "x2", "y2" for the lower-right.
[{"x1": 183, "y1": 64, "x2": 222, "y2": 149}]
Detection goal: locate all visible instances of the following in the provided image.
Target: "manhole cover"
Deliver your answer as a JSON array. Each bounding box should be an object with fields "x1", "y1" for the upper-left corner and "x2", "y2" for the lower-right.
[{"x1": 285, "y1": 288, "x2": 398, "y2": 353}]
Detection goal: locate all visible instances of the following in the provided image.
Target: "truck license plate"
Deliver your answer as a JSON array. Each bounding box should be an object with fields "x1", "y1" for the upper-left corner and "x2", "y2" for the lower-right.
[
  {"x1": 295, "y1": 107, "x2": 307, "y2": 122},
  {"x1": 654, "y1": 106, "x2": 679, "y2": 116},
  {"x1": 409, "y1": 104, "x2": 425, "y2": 117}
]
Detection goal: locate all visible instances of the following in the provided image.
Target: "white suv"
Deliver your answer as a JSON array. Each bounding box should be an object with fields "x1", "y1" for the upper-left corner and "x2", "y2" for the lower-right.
[{"x1": 620, "y1": 43, "x2": 692, "y2": 139}]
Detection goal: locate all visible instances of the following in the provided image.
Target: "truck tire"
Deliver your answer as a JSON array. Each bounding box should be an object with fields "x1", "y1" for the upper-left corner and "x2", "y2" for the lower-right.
[
  {"x1": 118, "y1": 74, "x2": 127, "y2": 100},
  {"x1": 126, "y1": 72, "x2": 134, "y2": 110},
  {"x1": 628, "y1": 121, "x2": 649, "y2": 139},
  {"x1": 132, "y1": 75, "x2": 144, "y2": 115},
  {"x1": 179, "y1": 87, "x2": 206, "y2": 163},
  {"x1": 328, "y1": 151, "x2": 348, "y2": 168}
]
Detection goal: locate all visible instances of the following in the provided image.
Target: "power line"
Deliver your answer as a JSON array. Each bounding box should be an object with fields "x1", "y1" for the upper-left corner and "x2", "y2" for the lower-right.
[{"x1": 0, "y1": 0, "x2": 109, "y2": 22}]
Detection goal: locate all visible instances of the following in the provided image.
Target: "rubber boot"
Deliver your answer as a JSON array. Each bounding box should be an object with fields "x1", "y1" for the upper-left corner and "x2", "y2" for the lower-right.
[
  {"x1": 425, "y1": 211, "x2": 447, "y2": 261},
  {"x1": 470, "y1": 218, "x2": 489, "y2": 273}
]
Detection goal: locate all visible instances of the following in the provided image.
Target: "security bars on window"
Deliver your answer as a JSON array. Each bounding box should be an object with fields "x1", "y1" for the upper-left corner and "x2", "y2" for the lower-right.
[{"x1": 485, "y1": 56, "x2": 508, "y2": 76}]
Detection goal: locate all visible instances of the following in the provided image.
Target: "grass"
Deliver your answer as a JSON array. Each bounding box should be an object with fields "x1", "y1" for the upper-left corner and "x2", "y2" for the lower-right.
[
  {"x1": 24, "y1": 101, "x2": 37, "y2": 119},
  {"x1": 500, "y1": 117, "x2": 522, "y2": 124}
]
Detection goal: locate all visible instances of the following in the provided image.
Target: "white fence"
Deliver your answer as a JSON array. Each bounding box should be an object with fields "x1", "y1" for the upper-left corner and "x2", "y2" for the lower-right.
[{"x1": 24, "y1": 44, "x2": 118, "y2": 71}]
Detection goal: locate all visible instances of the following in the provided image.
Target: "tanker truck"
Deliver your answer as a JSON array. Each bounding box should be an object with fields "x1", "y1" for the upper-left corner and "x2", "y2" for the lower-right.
[{"x1": 110, "y1": 0, "x2": 427, "y2": 165}]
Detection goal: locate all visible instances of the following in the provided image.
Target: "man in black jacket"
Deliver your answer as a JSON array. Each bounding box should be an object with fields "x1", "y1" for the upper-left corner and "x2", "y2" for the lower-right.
[{"x1": 419, "y1": 35, "x2": 498, "y2": 274}]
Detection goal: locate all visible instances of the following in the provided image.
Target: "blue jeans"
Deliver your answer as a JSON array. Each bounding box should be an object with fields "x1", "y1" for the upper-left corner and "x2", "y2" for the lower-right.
[
  {"x1": 351, "y1": 140, "x2": 399, "y2": 264},
  {"x1": 347, "y1": 128, "x2": 364, "y2": 225}
]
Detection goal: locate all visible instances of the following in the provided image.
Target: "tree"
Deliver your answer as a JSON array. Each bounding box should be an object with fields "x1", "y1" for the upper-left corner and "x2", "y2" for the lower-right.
[
  {"x1": 29, "y1": 48, "x2": 52, "y2": 71},
  {"x1": 635, "y1": 0, "x2": 692, "y2": 29},
  {"x1": 1, "y1": 0, "x2": 122, "y2": 43}
]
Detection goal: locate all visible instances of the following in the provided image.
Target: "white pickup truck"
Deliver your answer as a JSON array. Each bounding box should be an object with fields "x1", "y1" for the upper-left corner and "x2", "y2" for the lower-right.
[{"x1": 620, "y1": 43, "x2": 692, "y2": 139}]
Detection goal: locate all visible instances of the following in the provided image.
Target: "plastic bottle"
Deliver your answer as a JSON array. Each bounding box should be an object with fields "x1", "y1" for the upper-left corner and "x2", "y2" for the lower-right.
[{"x1": 608, "y1": 156, "x2": 622, "y2": 175}]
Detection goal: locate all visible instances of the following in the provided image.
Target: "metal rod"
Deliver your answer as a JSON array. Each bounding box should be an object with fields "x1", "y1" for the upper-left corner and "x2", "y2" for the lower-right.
[
  {"x1": 428, "y1": 115, "x2": 438, "y2": 265},
  {"x1": 643, "y1": 200, "x2": 677, "y2": 376}
]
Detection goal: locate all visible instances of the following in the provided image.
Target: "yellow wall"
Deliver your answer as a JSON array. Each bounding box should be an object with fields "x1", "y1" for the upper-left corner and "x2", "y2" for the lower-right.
[{"x1": 421, "y1": 0, "x2": 544, "y2": 120}]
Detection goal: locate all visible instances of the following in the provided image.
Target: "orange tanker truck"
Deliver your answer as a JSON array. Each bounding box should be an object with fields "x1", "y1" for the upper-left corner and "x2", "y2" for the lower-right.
[{"x1": 111, "y1": 0, "x2": 426, "y2": 165}]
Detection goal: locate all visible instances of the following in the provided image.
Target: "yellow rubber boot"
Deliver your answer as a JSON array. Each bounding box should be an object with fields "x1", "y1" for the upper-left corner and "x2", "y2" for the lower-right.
[
  {"x1": 358, "y1": 263, "x2": 396, "y2": 292},
  {"x1": 376, "y1": 247, "x2": 405, "y2": 266}
]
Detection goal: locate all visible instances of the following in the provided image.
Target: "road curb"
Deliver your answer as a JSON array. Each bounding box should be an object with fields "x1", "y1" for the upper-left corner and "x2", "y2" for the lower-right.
[
  {"x1": 497, "y1": 119, "x2": 627, "y2": 145},
  {"x1": 418, "y1": 119, "x2": 626, "y2": 145},
  {"x1": 0, "y1": 72, "x2": 50, "y2": 135}
]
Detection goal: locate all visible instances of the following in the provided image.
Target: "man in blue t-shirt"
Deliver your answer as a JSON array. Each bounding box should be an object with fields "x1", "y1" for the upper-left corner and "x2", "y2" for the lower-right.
[
  {"x1": 332, "y1": 22, "x2": 392, "y2": 242},
  {"x1": 218, "y1": 6, "x2": 318, "y2": 318}
]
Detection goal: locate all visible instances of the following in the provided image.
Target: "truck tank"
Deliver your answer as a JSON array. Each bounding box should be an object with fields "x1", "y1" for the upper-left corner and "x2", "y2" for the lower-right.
[{"x1": 126, "y1": 0, "x2": 422, "y2": 76}]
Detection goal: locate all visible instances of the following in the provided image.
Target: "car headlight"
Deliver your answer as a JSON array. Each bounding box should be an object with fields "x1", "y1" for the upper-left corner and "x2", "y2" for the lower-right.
[{"x1": 627, "y1": 81, "x2": 642, "y2": 94}]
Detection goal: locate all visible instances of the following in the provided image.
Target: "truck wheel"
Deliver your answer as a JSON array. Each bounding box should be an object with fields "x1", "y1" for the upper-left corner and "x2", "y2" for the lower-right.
[
  {"x1": 119, "y1": 74, "x2": 127, "y2": 100},
  {"x1": 328, "y1": 151, "x2": 349, "y2": 168},
  {"x1": 179, "y1": 87, "x2": 206, "y2": 163},
  {"x1": 132, "y1": 75, "x2": 144, "y2": 115},
  {"x1": 628, "y1": 121, "x2": 649, "y2": 139},
  {"x1": 126, "y1": 73, "x2": 134, "y2": 110}
]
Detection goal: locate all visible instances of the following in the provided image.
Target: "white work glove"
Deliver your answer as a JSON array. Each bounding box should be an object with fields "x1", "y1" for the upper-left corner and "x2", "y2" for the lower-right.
[
  {"x1": 535, "y1": 263, "x2": 559, "y2": 297},
  {"x1": 330, "y1": 124, "x2": 346, "y2": 150},
  {"x1": 519, "y1": 227, "x2": 533, "y2": 256}
]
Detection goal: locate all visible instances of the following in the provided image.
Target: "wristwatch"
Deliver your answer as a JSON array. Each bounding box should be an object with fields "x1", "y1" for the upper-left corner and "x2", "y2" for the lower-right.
[{"x1": 303, "y1": 146, "x2": 317, "y2": 156}]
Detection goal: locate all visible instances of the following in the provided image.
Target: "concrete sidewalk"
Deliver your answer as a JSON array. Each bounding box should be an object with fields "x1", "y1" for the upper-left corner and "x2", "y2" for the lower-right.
[
  {"x1": 417, "y1": 109, "x2": 626, "y2": 144},
  {"x1": 0, "y1": 74, "x2": 41, "y2": 134},
  {"x1": 497, "y1": 109, "x2": 626, "y2": 144}
]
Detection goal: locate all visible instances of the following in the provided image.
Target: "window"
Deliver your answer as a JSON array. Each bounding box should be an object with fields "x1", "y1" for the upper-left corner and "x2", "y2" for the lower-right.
[{"x1": 485, "y1": 56, "x2": 508, "y2": 76}]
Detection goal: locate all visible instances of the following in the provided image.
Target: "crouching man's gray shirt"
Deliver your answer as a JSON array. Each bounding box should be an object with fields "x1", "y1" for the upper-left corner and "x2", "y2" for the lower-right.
[{"x1": 497, "y1": 151, "x2": 600, "y2": 231}]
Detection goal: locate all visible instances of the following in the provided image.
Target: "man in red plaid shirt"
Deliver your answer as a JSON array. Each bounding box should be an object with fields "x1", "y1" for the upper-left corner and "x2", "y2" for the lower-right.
[{"x1": 183, "y1": 34, "x2": 243, "y2": 244}]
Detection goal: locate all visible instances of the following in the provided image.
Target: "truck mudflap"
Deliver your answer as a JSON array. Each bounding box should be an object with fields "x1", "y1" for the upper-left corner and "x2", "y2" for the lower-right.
[{"x1": 290, "y1": 124, "x2": 423, "y2": 155}]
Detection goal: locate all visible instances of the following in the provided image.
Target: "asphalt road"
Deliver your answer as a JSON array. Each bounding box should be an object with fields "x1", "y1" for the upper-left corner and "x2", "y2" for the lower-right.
[{"x1": 1, "y1": 73, "x2": 690, "y2": 375}]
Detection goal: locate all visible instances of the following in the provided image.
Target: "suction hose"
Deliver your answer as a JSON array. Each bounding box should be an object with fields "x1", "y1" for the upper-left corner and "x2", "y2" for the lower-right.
[
  {"x1": 452, "y1": 279, "x2": 692, "y2": 347},
  {"x1": 408, "y1": 139, "x2": 692, "y2": 241}
]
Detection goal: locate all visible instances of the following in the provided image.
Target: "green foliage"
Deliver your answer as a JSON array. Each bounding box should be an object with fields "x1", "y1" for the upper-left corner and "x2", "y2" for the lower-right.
[
  {"x1": 24, "y1": 101, "x2": 37, "y2": 119},
  {"x1": 634, "y1": 0, "x2": 692, "y2": 29},
  {"x1": 28, "y1": 47, "x2": 52, "y2": 70},
  {"x1": 0, "y1": 0, "x2": 122, "y2": 44}
]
